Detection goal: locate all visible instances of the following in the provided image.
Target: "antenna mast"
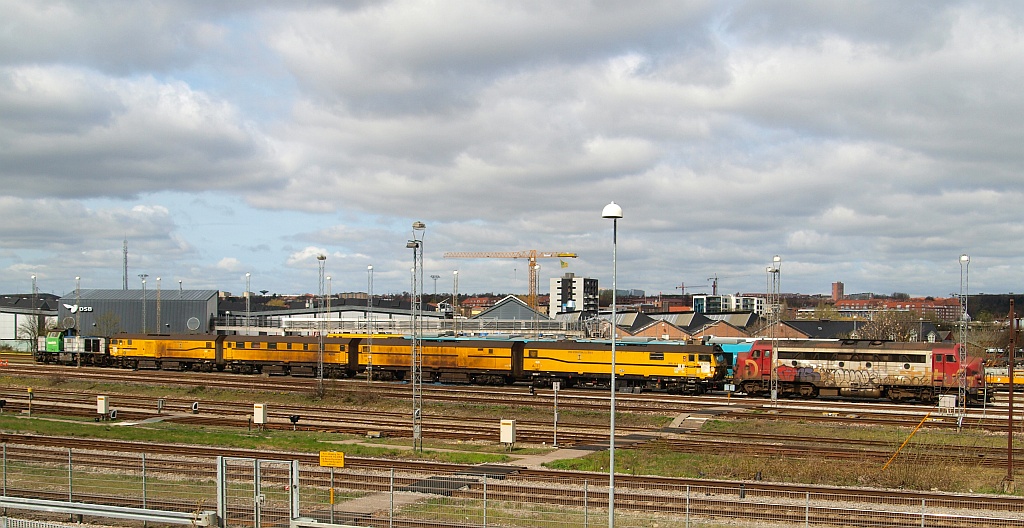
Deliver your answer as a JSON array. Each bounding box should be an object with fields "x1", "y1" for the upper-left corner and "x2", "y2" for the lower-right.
[{"x1": 123, "y1": 237, "x2": 129, "y2": 290}]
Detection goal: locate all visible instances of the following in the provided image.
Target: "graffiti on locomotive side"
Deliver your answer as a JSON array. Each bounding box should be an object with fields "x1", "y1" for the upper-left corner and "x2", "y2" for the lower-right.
[
  {"x1": 817, "y1": 368, "x2": 878, "y2": 386},
  {"x1": 793, "y1": 367, "x2": 821, "y2": 383},
  {"x1": 811, "y1": 367, "x2": 930, "y2": 387}
]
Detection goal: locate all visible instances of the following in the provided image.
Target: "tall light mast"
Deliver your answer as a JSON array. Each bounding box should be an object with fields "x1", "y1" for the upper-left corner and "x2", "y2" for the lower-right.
[
  {"x1": 958, "y1": 254, "x2": 970, "y2": 425},
  {"x1": 767, "y1": 256, "x2": 781, "y2": 405},
  {"x1": 408, "y1": 221, "x2": 426, "y2": 451},
  {"x1": 317, "y1": 256, "x2": 326, "y2": 392}
]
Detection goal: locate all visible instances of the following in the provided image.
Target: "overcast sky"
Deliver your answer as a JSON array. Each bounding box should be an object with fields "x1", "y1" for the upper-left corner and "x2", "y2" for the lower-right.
[{"x1": 2, "y1": 1, "x2": 1022, "y2": 300}]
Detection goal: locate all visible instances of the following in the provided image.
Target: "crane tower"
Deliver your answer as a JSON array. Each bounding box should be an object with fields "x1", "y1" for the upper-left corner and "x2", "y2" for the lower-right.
[{"x1": 443, "y1": 250, "x2": 578, "y2": 311}]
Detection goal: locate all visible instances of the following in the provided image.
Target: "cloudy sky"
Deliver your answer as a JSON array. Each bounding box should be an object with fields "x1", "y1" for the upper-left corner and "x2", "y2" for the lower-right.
[{"x1": 2, "y1": 1, "x2": 1022, "y2": 300}]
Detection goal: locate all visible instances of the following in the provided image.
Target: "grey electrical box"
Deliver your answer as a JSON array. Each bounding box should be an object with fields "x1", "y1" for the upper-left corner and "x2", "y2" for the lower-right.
[
  {"x1": 254, "y1": 403, "x2": 267, "y2": 424},
  {"x1": 500, "y1": 419, "x2": 516, "y2": 444}
]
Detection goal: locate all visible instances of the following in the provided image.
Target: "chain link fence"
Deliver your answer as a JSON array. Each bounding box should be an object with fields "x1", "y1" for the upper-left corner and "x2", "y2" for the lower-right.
[{"x1": 2, "y1": 443, "x2": 1024, "y2": 527}]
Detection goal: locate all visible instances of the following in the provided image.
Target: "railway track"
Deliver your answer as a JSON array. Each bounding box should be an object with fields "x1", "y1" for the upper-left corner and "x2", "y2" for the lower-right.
[{"x1": 1, "y1": 434, "x2": 1023, "y2": 526}]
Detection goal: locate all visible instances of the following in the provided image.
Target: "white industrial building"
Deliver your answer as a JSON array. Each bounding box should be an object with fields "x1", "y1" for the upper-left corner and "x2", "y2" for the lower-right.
[{"x1": 692, "y1": 294, "x2": 765, "y2": 315}]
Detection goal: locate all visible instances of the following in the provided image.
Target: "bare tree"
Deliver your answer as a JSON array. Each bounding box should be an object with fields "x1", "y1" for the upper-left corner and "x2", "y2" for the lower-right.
[
  {"x1": 94, "y1": 311, "x2": 121, "y2": 338},
  {"x1": 854, "y1": 310, "x2": 919, "y2": 341},
  {"x1": 17, "y1": 315, "x2": 46, "y2": 342}
]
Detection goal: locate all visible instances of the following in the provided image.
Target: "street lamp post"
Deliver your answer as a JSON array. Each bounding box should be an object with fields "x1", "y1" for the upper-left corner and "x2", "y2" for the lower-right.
[
  {"x1": 245, "y1": 272, "x2": 251, "y2": 336},
  {"x1": 601, "y1": 201, "x2": 622, "y2": 528},
  {"x1": 408, "y1": 221, "x2": 426, "y2": 451},
  {"x1": 139, "y1": 274, "x2": 148, "y2": 334},
  {"x1": 156, "y1": 277, "x2": 161, "y2": 333},
  {"x1": 31, "y1": 275, "x2": 37, "y2": 343},
  {"x1": 453, "y1": 270, "x2": 459, "y2": 335},
  {"x1": 316, "y1": 256, "x2": 326, "y2": 391},
  {"x1": 367, "y1": 265, "x2": 374, "y2": 383},
  {"x1": 75, "y1": 276, "x2": 81, "y2": 367}
]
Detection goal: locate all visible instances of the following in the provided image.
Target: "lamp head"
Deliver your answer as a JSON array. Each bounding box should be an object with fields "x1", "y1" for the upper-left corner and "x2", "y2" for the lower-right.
[
  {"x1": 601, "y1": 201, "x2": 623, "y2": 219},
  {"x1": 412, "y1": 221, "x2": 426, "y2": 231},
  {"x1": 960, "y1": 254, "x2": 970, "y2": 264}
]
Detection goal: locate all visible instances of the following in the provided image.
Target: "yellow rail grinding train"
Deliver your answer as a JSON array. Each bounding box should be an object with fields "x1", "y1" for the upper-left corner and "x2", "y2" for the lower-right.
[{"x1": 101, "y1": 333, "x2": 729, "y2": 393}]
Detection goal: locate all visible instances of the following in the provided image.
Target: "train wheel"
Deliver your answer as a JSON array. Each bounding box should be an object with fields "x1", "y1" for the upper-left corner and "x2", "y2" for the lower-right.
[
  {"x1": 919, "y1": 389, "x2": 934, "y2": 403},
  {"x1": 797, "y1": 384, "x2": 818, "y2": 398}
]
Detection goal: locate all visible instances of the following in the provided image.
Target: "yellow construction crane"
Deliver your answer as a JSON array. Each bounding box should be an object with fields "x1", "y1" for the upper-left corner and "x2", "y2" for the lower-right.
[{"x1": 443, "y1": 250, "x2": 578, "y2": 311}]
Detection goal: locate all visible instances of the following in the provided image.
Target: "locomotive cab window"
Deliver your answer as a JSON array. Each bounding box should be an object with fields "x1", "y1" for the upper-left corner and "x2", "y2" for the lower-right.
[
  {"x1": 751, "y1": 350, "x2": 761, "y2": 359},
  {"x1": 528, "y1": 350, "x2": 538, "y2": 358},
  {"x1": 699, "y1": 354, "x2": 711, "y2": 362},
  {"x1": 946, "y1": 354, "x2": 956, "y2": 363},
  {"x1": 935, "y1": 355, "x2": 942, "y2": 362},
  {"x1": 235, "y1": 342, "x2": 244, "y2": 349},
  {"x1": 251, "y1": 342, "x2": 260, "y2": 349},
  {"x1": 268, "y1": 342, "x2": 277, "y2": 350}
]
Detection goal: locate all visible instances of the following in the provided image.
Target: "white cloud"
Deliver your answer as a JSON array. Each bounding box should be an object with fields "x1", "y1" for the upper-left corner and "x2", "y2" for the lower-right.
[
  {"x1": 1, "y1": 1, "x2": 1023, "y2": 297},
  {"x1": 216, "y1": 258, "x2": 243, "y2": 272}
]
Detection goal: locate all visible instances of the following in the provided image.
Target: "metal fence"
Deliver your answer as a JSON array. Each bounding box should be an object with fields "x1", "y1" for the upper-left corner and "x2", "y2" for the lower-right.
[{"x1": 2, "y1": 444, "x2": 1024, "y2": 528}]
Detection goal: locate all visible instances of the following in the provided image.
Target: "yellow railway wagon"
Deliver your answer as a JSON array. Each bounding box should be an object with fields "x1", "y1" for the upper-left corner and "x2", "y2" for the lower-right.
[
  {"x1": 986, "y1": 368, "x2": 1024, "y2": 390},
  {"x1": 222, "y1": 335, "x2": 356, "y2": 377},
  {"x1": 359, "y1": 337, "x2": 520, "y2": 384},
  {"x1": 523, "y1": 340, "x2": 727, "y2": 394},
  {"x1": 109, "y1": 334, "x2": 220, "y2": 371}
]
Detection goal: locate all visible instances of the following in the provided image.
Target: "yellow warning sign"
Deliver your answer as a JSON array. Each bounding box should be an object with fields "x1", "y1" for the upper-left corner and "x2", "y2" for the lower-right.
[{"x1": 319, "y1": 451, "x2": 345, "y2": 468}]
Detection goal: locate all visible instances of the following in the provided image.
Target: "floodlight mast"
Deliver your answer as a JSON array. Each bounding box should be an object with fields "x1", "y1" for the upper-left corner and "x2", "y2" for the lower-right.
[
  {"x1": 958, "y1": 253, "x2": 970, "y2": 426},
  {"x1": 316, "y1": 256, "x2": 326, "y2": 392},
  {"x1": 767, "y1": 256, "x2": 781, "y2": 405}
]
